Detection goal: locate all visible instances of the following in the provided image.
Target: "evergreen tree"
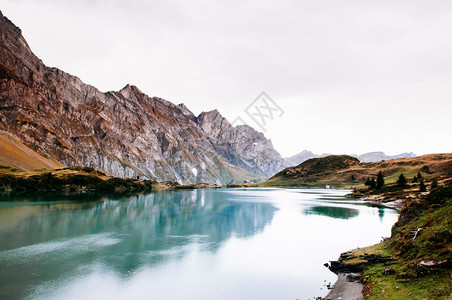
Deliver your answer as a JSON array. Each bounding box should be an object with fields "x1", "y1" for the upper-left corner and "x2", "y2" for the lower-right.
[
  {"x1": 376, "y1": 171, "x2": 384, "y2": 189},
  {"x1": 365, "y1": 177, "x2": 376, "y2": 190},
  {"x1": 397, "y1": 173, "x2": 408, "y2": 187},
  {"x1": 417, "y1": 172, "x2": 423, "y2": 180},
  {"x1": 419, "y1": 179, "x2": 427, "y2": 192},
  {"x1": 370, "y1": 177, "x2": 377, "y2": 189},
  {"x1": 431, "y1": 178, "x2": 438, "y2": 190},
  {"x1": 412, "y1": 176, "x2": 418, "y2": 183}
]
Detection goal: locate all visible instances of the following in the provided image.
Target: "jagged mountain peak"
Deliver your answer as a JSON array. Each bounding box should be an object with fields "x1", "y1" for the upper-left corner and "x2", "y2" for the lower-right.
[
  {"x1": 197, "y1": 109, "x2": 224, "y2": 122},
  {"x1": 197, "y1": 109, "x2": 231, "y2": 138},
  {"x1": 0, "y1": 10, "x2": 22, "y2": 36},
  {"x1": 176, "y1": 103, "x2": 196, "y2": 120},
  {"x1": 118, "y1": 84, "x2": 142, "y2": 100},
  {"x1": 120, "y1": 83, "x2": 141, "y2": 93}
]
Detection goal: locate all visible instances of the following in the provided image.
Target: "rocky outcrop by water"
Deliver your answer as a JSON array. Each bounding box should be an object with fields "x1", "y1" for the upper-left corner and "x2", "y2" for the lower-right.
[{"x1": 0, "y1": 11, "x2": 284, "y2": 184}]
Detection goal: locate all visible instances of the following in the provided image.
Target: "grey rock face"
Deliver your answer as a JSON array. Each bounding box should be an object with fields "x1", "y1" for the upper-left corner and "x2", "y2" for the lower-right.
[
  {"x1": 284, "y1": 150, "x2": 331, "y2": 167},
  {"x1": 0, "y1": 11, "x2": 281, "y2": 184},
  {"x1": 358, "y1": 152, "x2": 416, "y2": 163},
  {"x1": 197, "y1": 110, "x2": 285, "y2": 177}
]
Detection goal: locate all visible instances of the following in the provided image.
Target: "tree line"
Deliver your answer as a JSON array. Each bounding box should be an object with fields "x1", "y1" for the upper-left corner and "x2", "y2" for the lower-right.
[{"x1": 364, "y1": 171, "x2": 438, "y2": 192}]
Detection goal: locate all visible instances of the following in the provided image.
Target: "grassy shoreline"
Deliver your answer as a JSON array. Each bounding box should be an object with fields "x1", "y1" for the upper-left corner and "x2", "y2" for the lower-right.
[
  {"x1": 0, "y1": 166, "x2": 155, "y2": 194},
  {"x1": 0, "y1": 166, "x2": 217, "y2": 195},
  {"x1": 327, "y1": 185, "x2": 452, "y2": 299}
]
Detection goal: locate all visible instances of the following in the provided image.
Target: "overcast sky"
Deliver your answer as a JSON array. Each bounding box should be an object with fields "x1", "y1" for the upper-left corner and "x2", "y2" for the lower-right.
[{"x1": 1, "y1": 0, "x2": 451, "y2": 157}]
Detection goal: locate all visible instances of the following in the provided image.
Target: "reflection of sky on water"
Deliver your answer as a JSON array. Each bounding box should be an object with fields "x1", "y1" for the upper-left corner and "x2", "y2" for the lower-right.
[{"x1": 0, "y1": 188, "x2": 398, "y2": 300}]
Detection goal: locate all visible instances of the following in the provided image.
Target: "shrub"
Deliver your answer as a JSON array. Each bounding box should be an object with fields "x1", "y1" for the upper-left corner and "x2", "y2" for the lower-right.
[
  {"x1": 419, "y1": 179, "x2": 427, "y2": 192},
  {"x1": 365, "y1": 177, "x2": 376, "y2": 189},
  {"x1": 0, "y1": 174, "x2": 14, "y2": 186},
  {"x1": 397, "y1": 173, "x2": 408, "y2": 188},
  {"x1": 431, "y1": 178, "x2": 438, "y2": 190},
  {"x1": 426, "y1": 185, "x2": 452, "y2": 204},
  {"x1": 376, "y1": 171, "x2": 385, "y2": 189}
]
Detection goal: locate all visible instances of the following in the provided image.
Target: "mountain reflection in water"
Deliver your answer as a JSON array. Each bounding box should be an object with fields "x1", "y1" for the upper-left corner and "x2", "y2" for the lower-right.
[
  {"x1": 304, "y1": 205, "x2": 360, "y2": 219},
  {"x1": 0, "y1": 189, "x2": 276, "y2": 298}
]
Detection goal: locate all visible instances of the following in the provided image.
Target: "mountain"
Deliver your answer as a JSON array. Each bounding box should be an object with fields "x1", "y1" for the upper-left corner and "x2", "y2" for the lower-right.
[
  {"x1": 283, "y1": 150, "x2": 330, "y2": 167},
  {"x1": 0, "y1": 11, "x2": 284, "y2": 184},
  {"x1": 284, "y1": 150, "x2": 416, "y2": 167},
  {"x1": 264, "y1": 153, "x2": 452, "y2": 187},
  {"x1": 276, "y1": 155, "x2": 361, "y2": 185},
  {"x1": 197, "y1": 109, "x2": 285, "y2": 177},
  {"x1": 357, "y1": 151, "x2": 416, "y2": 162}
]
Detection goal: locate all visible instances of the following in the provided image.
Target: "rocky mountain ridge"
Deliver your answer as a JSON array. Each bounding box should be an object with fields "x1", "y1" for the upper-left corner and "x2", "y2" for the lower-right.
[
  {"x1": 0, "y1": 11, "x2": 283, "y2": 184},
  {"x1": 356, "y1": 151, "x2": 416, "y2": 163},
  {"x1": 284, "y1": 150, "x2": 416, "y2": 167}
]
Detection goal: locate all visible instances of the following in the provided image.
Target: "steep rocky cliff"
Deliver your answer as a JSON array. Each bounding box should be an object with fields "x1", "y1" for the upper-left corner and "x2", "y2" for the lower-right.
[
  {"x1": 197, "y1": 109, "x2": 284, "y2": 177},
  {"x1": 0, "y1": 11, "x2": 283, "y2": 184}
]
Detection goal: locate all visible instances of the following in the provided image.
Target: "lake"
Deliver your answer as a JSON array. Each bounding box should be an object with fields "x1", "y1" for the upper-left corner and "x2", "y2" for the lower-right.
[{"x1": 0, "y1": 188, "x2": 399, "y2": 299}]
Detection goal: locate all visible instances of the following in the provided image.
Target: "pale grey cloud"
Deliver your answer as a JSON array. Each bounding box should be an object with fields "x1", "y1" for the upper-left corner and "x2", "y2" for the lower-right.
[{"x1": 1, "y1": 0, "x2": 451, "y2": 156}]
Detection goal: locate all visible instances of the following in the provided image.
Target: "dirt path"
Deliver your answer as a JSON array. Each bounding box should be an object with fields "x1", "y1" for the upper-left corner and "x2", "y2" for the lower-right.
[{"x1": 324, "y1": 273, "x2": 363, "y2": 300}]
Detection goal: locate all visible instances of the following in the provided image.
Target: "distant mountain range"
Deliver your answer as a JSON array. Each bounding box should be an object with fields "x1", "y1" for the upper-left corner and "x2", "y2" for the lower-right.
[
  {"x1": 283, "y1": 150, "x2": 330, "y2": 167},
  {"x1": 355, "y1": 151, "x2": 416, "y2": 163},
  {"x1": 0, "y1": 11, "x2": 284, "y2": 184},
  {"x1": 283, "y1": 150, "x2": 416, "y2": 167}
]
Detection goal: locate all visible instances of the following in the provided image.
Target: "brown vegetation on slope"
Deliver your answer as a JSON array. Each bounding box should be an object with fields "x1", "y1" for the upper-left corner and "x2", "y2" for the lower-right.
[
  {"x1": 265, "y1": 154, "x2": 452, "y2": 187},
  {"x1": 0, "y1": 132, "x2": 64, "y2": 170}
]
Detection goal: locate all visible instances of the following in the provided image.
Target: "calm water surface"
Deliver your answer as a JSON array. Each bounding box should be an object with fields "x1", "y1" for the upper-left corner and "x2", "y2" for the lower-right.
[{"x1": 0, "y1": 188, "x2": 399, "y2": 299}]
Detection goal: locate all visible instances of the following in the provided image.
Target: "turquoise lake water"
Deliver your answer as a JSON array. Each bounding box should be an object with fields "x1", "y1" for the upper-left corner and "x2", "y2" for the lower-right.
[{"x1": 0, "y1": 188, "x2": 399, "y2": 299}]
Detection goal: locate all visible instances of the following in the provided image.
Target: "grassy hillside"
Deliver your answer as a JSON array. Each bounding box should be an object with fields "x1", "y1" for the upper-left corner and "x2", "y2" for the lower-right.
[
  {"x1": 261, "y1": 154, "x2": 452, "y2": 188},
  {"x1": 0, "y1": 133, "x2": 64, "y2": 170},
  {"x1": 335, "y1": 185, "x2": 452, "y2": 299}
]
